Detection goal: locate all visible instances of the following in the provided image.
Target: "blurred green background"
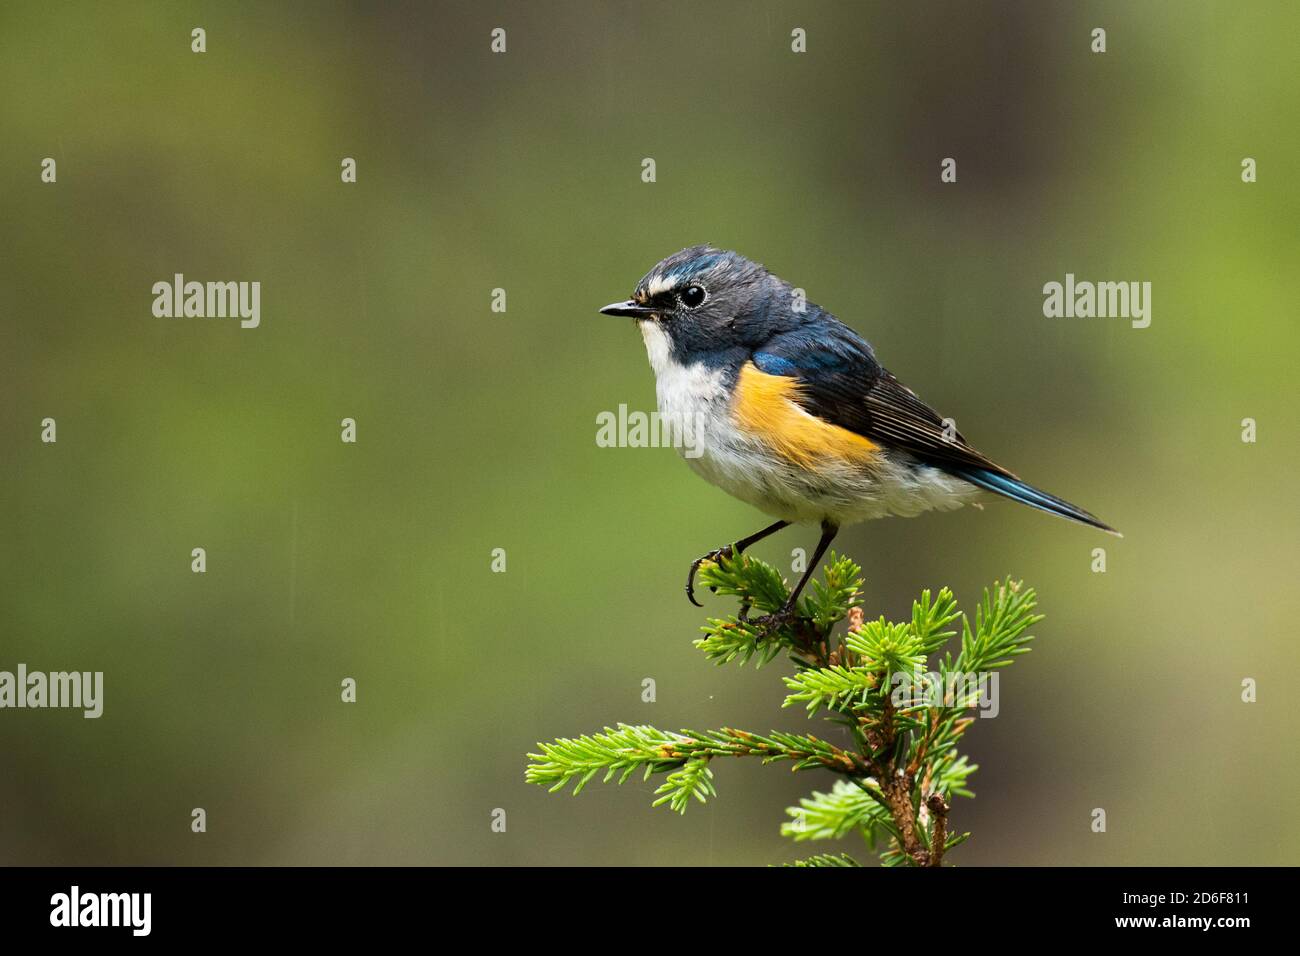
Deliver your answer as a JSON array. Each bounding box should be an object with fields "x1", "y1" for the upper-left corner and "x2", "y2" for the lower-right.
[{"x1": 2, "y1": 0, "x2": 1297, "y2": 866}]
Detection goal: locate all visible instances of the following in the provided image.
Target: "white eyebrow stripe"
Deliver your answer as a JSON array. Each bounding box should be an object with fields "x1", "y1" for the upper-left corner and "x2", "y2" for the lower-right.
[{"x1": 646, "y1": 273, "x2": 676, "y2": 297}]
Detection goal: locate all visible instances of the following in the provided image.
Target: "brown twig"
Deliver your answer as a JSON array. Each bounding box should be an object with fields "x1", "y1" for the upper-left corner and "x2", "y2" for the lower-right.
[
  {"x1": 881, "y1": 772, "x2": 929, "y2": 865},
  {"x1": 926, "y1": 792, "x2": 950, "y2": 867},
  {"x1": 794, "y1": 600, "x2": 951, "y2": 866}
]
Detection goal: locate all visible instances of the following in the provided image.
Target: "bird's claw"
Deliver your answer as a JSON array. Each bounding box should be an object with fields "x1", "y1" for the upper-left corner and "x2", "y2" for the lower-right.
[{"x1": 685, "y1": 547, "x2": 732, "y2": 607}]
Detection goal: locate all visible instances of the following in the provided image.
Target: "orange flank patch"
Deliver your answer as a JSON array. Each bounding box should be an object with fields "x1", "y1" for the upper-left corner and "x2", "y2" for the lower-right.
[{"x1": 732, "y1": 362, "x2": 878, "y2": 467}]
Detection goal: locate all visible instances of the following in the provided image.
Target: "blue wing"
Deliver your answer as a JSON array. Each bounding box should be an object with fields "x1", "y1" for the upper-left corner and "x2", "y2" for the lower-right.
[
  {"x1": 751, "y1": 322, "x2": 998, "y2": 473},
  {"x1": 752, "y1": 322, "x2": 1118, "y2": 533}
]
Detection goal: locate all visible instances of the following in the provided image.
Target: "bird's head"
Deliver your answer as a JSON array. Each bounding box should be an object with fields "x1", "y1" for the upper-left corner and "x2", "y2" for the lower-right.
[{"x1": 600, "y1": 246, "x2": 797, "y2": 357}]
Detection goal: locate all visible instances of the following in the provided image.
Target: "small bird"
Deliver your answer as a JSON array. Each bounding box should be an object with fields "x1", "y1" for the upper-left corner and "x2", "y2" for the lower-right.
[{"x1": 600, "y1": 246, "x2": 1119, "y2": 627}]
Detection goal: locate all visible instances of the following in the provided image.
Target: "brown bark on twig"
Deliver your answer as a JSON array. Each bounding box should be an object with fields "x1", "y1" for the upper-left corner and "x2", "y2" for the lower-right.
[{"x1": 926, "y1": 792, "x2": 950, "y2": 867}]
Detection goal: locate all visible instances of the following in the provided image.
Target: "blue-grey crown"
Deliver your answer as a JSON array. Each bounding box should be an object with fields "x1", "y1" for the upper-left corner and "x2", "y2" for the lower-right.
[{"x1": 633, "y1": 246, "x2": 764, "y2": 303}]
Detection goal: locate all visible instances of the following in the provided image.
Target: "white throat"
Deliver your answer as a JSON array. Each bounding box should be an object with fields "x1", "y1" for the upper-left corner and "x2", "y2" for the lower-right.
[
  {"x1": 638, "y1": 320, "x2": 675, "y2": 378},
  {"x1": 638, "y1": 320, "x2": 727, "y2": 418}
]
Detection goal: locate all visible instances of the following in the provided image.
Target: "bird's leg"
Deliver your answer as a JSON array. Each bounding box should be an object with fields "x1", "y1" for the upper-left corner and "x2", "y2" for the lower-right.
[
  {"x1": 753, "y1": 520, "x2": 839, "y2": 635},
  {"x1": 685, "y1": 519, "x2": 790, "y2": 607}
]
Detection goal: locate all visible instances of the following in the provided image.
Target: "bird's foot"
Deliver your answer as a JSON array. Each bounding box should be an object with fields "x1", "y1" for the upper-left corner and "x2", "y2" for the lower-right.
[
  {"x1": 750, "y1": 604, "x2": 801, "y2": 639},
  {"x1": 685, "y1": 547, "x2": 735, "y2": 607}
]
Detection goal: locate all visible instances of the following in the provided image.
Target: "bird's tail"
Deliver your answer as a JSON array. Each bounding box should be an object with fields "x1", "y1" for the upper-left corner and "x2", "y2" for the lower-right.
[{"x1": 953, "y1": 467, "x2": 1121, "y2": 536}]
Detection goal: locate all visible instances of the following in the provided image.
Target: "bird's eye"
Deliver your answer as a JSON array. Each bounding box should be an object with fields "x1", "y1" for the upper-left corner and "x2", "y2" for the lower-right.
[{"x1": 679, "y1": 284, "x2": 706, "y2": 308}]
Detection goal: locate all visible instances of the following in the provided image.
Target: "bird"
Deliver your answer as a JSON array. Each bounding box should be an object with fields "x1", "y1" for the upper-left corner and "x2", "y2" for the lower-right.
[{"x1": 600, "y1": 246, "x2": 1119, "y2": 628}]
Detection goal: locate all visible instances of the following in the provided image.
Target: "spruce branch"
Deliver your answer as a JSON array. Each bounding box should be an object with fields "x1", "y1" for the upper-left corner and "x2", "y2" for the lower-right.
[
  {"x1": 654, "y1": 758, "x2": 715, "y2": 812},
  {"x1": 694, "y1": 550, "x2": 791, "y2": 615},
  {"x1": 526, "y1": 724, "x2": 864, "y2": 814},
  {"x1": 783, "y1": 664, "x2": 878, "y2": 715},
  {"x1": 781, "y1": 852, "x2": 861, "y2": 868},
  {"x1": 526, "y1": 555, "x2": 1047, "y2": 865},
  {"x1": 954, "y1": 579, "x2": 1044, "y2": 673},
  {"x1": 782, "y1": 779, "x2": 893, "y2": 842}
]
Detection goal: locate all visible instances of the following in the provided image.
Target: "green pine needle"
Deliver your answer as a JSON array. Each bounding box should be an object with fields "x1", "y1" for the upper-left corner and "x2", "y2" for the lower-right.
[{"x1": 781, "y1": 852, "x2": 861, "y2": 868}]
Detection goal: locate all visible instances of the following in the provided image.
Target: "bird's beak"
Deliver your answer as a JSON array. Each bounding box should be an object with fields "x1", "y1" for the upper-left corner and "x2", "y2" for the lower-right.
[{"x1": 599, "y1": 299, "x2": 655, "y2": 319}]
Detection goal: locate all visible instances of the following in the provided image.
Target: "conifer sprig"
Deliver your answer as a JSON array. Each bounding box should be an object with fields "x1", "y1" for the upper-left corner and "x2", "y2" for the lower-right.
[{"x1": 525, "y1": 552, "x2": 1045, "y2": 866}]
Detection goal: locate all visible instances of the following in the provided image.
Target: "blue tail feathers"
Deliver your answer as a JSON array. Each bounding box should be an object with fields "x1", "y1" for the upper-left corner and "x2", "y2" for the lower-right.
[{"x1": 953, "y1": 467, "x2": 1120, "y2": 536}]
